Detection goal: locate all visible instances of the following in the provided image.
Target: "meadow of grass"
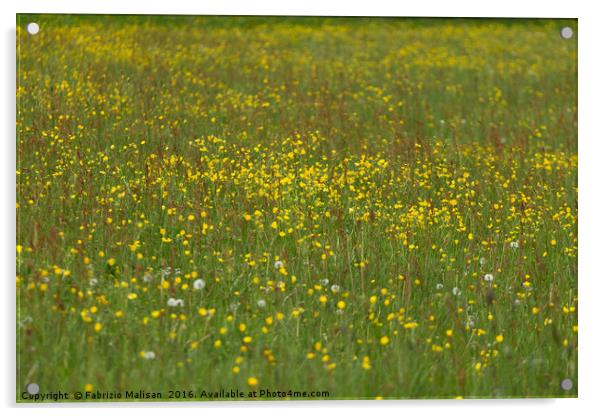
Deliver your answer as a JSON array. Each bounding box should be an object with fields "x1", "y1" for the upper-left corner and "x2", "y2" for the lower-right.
[{"x1": 16, "y1": 15, "x2": 577, "y2": 401}]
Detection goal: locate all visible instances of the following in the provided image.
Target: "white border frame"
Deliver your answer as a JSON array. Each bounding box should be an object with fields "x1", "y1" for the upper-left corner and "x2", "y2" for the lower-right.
[{"x1": 3, "y1": 1, "x2": 601, "y2": 415}]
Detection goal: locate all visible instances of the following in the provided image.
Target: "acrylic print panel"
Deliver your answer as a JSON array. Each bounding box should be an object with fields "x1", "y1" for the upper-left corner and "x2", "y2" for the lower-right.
[{"x1": 16, "y1": 14, "x2": 577, "y2": 402}]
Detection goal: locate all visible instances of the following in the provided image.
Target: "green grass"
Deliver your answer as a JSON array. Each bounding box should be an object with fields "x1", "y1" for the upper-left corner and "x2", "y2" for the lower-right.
[{"x1": 16, "y1": 15, "x2": 577, "y2": 401}]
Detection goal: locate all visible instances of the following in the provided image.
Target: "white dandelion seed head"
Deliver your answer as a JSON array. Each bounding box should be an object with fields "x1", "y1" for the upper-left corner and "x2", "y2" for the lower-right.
[
  {"x1": 510, "y1": 241, "x2": 519, "y2": 249},
  {"x1": 174, "y1": 268, "x2": 182, "y2": 276},
  {"x1": 452, "y1": 287, "x2": 461, "y2": 296},
  {"x1": 142, "y1": 351, "x2": 156, "y2": 360},
  {"x1": 167, "y1": 298, "x2": 184, "y2": 307},
  {"x1": 257, "y1": 299, "x2": 266, "y2": 308},
  {"x1": 320, "y1": 278, "x2": 329, "y2": 287},
  {"x1": 335, "y1": 308, "x2": 344, "y2": 315},
  {"x1": 193, "y1": 278, "x2": 206, "y2": 290},
  {"x1": 483, "y1": 274, "x2": 494, "y2": 282},
  {"x1": 436, "y1": 283, "x2": 444, "y2": 290},
  {"x1": 330, "y1": 284, "x2": 340, "y2": 293},
  {"x1": 20, "y1": 316, "x2": 33, "y2": 327},
  {"x1": 143, "y1": 273, "x2": 153, "y2": 282},
  {"x1": 479, "y1": 257, "x2": 487, "y2": 266},
  {"x1": 467, "y1": 317, "x2": 476, "y2": 328},
  {"x1": 89, "y1": 278, "x2": 98, "y2": 286},
  {"x1": 274, "y1": 260, "x2": 284, "y2": 270}
]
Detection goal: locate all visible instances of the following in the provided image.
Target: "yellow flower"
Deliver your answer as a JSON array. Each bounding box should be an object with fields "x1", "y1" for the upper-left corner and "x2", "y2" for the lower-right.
[
  {"x1": 495, "y1": 334, "x2": 504, "y2": 343},
  {"x1": 247, "y1": 377, "x2": 259, "y2": 387},
  {"x1": 84, "y1": 384, "x2": 94, "y2": 392},
  {"x1": 107, "y1": 258, "x2": 116, "y2": 266},
  {"x1": 336, "y1": 300, "x2": 346, "y2": 309},
  {"x1": 380, "y1": 336, "x2": 390, "y2": 346}
]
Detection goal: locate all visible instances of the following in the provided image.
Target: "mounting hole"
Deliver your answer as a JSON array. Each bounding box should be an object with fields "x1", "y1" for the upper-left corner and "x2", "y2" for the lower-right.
[
  {"x1": 26, "y1": 383, "x2": 40, "y2": 394},
  {"x1": 26, "y1": 22, "x2": 40, "y2": 35},
  {"x1": 560, "y1": 26, "x2": 573, "y2": 40},
  {"x1": 560, "y1": 378, "x2": 573, "y2": 391}
]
